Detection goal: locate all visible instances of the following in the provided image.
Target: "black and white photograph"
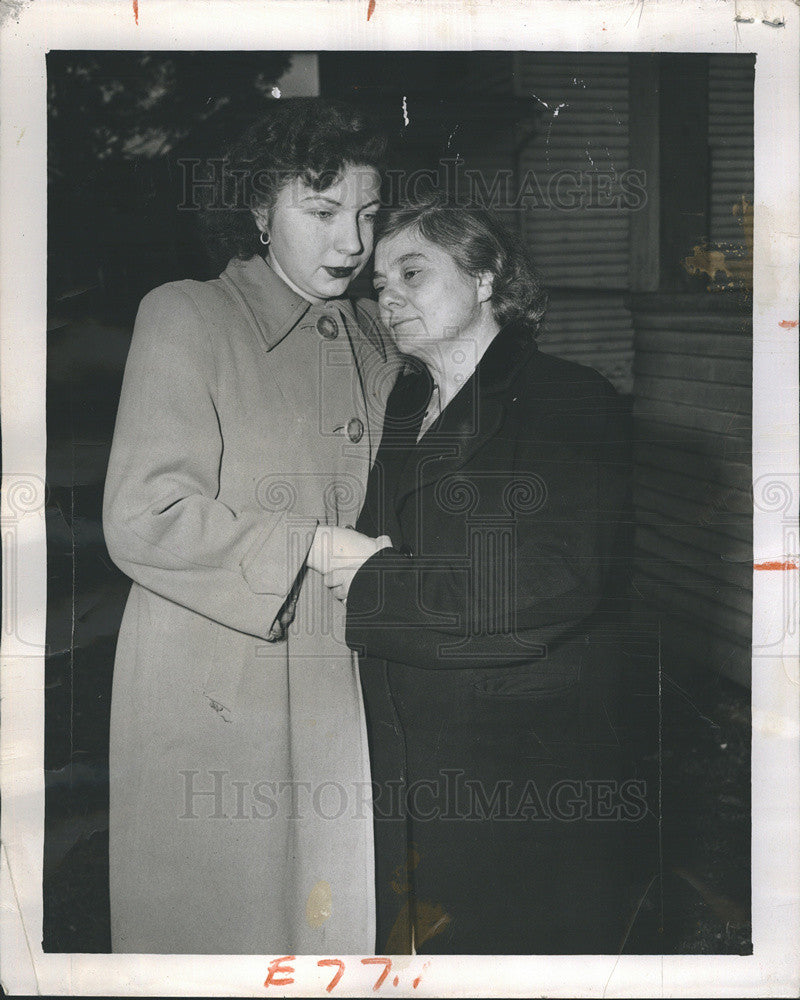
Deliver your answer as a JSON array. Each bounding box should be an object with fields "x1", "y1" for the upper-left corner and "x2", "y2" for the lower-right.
[{"x1": 1, "y1": 1, "x2": 798, "y2": 996}]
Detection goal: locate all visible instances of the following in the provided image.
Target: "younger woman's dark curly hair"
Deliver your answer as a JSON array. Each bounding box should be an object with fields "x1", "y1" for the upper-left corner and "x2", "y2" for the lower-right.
[
  {"x1": 201, "y1": 99, "x2": 388, "y2": 262},
  {"x1": 377, "y1": 195, "x2": 548, "y2": 333}
]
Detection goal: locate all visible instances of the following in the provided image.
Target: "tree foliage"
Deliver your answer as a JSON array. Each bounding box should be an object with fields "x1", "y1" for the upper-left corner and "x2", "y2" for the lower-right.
[
  {"x1": 47, "y1": 52, "x2": 292, "y2": 305},
  {"x1": 48, "y1": 51, "x2": 292, "y2": 169}
]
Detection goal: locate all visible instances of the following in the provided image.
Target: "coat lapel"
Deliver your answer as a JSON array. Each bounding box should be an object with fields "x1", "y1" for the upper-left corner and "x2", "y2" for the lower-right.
[
  {"x1": 393, "y1": 326, "x2": 537, "y2": 510},
  {"x1": 338, "y1": 299, "x2": 403, "y2": 469},
  {"x1": 362, "y1": 362, "x2": 431, "y2": 533}
]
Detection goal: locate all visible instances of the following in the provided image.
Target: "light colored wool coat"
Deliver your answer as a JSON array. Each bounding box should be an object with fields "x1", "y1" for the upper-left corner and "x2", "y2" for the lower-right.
[{"x1": 103, "y1": 255, "x2": 399, "y2": 954}]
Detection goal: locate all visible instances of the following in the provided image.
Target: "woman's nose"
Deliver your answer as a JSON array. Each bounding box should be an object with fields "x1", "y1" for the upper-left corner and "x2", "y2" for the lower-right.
[
  {"x1": 334, "y1": 215, "x2": 364, "y2": 257},
  {"x1": 378, "y1": 284, "x2": 403, "y2": 309}
]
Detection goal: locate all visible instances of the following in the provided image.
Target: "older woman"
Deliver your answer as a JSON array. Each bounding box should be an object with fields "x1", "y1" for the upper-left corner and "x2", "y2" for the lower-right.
[
  {"x1": 103, "y1": 100, "x2": 398, "y2": 954},
  {"x1": 311, "y1": 197, "x2": 633, "y2": 954}
]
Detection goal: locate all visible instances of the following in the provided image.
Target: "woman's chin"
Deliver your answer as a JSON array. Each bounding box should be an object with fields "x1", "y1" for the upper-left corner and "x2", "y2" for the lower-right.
[
  {"x1": 315, "y1": 276, "x2": 353, "y2": 299},
  {"x1": 388, "y1": 324, "x2": 422, "y2": 354},
  {"x1": 393, "y1": 334, "x2": 439, "y2": 363}
]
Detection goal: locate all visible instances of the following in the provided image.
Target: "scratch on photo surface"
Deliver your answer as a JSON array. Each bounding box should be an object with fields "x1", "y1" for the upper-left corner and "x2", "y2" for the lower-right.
[
  {"x1": 657, "y1": 622, "x2": 664, "y2": 935},
  {"x1": 434, "y1": 714, "x2": 447, "y2": 753},
  {"x1": 413, "y1": 901, "x2": 451, "y2": 946},
  {"x1": 715, "y1": 648, "x2": 737, "y2": 682},
  {"x1": 603, "y1": 872, "x2": 660, "y2": 996},
  {"x1": 624, "y1": 0, "x2": 645, "y2": 31},
  {"x1": 661, "y1": 672, "x2": 719, "y2": 734},
  {"x1": 69, "y1": 419, "x2": 76, "y2": 782},
  {"x1": 385, "y1": 899, "x2": 450, "y2": 953},
  {"x1": 531, "y1": 93, "x2": 569, "y2": 119},
  {"x1": 530, "y1": 93, "x2": 569, "y2": 169},
  {"x1": 601, "y1": 698, "x2": 622, "y2": 747},
  {"x1": 402, "y1": 95, "x2": 410, "y2": 128},
  {"x1": 1, "y1": 842, "x2": 41, "y2": 994}
]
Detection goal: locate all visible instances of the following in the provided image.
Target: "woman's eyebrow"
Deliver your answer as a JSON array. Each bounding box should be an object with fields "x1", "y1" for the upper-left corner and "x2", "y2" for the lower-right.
[
  {"x1": 300, "y1": 194, "x2": 342, "y2": 205},
  {"x1": 373, "y1": 252, "x2": 428, "y2": 280},
  {"x1": 298, "y1": 196, "x2": 382, "y2": 209}
]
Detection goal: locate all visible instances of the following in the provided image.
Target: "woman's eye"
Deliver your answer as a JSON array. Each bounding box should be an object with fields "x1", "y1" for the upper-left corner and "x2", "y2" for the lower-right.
[
  {"x1": 373, "y1": 283, "x2": 385, "y2": 294},
  {"x1": 403, "y1": 269, "x2": 420, "y2": 282},
  {"x1": 361, "y1": 213, "x2": 377, "y2": 224},
  {"x1": 312, "y1": 209, "x2": 333, "y2": 220}
]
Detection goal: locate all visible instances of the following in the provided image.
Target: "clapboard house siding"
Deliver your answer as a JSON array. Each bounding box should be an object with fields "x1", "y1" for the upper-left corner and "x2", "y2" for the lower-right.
[
  {"x1": 625, "y1": 54, "x2": 754, "y2": 687},
  {"x1": 631, "y1": 298, "x2": 752, "y2": 686},
  {"x1": 536, "y1": 291, "x2": 635, "y2": 393}
]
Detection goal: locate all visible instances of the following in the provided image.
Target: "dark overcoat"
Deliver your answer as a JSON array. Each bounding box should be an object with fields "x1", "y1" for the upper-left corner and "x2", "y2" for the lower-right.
[{"x1": 345, "y1": 324, "x2": 634, "y2": 954}]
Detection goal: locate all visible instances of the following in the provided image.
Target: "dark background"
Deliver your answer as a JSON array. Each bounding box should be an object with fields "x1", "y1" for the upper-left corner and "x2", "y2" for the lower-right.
[{"x1": 45, "y1": 51, "x2": 752, "y2": 954}]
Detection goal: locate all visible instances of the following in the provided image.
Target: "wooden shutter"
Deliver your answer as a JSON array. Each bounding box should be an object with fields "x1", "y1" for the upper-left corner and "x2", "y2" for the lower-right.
[
  {"x1": 515, "y1": 53, "x2": 631, "y2": 289},
  {"x1": 708, "y1": 56, "x2": 755, "y2": 247},
  {"x1": 514, "y1": 54, "x2": 634, "y2": 392}
]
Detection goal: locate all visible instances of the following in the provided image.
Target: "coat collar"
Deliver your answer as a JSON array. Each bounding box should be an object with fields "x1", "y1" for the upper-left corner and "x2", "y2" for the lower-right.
[
  {"x1": 393, "y1": 322, "x2": 537, "y2": 404},
  {"x1": 219, "y1": 254, "x2": 311, "y2": 351},
  {"x1": 475, "y1": 322, "x2": 538, "y2": 397},
  {"x1": 218, "y1": 254, "x2": 390, "y2": 363}
]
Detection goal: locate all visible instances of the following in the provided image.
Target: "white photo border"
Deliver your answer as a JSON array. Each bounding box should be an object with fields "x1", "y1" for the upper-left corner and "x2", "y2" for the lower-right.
[{"x1": 1, "y1": 0, "x2": 798, "y2": 995}]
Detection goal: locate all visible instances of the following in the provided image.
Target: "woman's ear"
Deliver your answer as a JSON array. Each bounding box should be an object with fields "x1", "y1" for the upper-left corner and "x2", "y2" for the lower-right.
[
  {"x1": 476, "y1": 271, "x2": 495, "y2": 304},
  {"x1": 251, "y1": 206, "x2": 270, "y2": 234}
]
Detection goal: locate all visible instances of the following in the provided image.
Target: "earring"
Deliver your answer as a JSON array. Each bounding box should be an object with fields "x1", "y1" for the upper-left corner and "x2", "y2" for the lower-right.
[{"x1": 260, "y1": 230, "x2": 270, "y2": 246}]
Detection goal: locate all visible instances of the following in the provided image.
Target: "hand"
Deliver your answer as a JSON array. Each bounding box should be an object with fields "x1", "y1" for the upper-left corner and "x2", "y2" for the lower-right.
[{"x1": 306, "y1": 526, "x2": 392, "y2": 602}]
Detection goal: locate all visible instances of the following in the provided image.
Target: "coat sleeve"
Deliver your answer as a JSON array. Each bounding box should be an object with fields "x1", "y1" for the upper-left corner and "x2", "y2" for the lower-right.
[
  {"x1": 345, "y1": 382, "x2": 631, "y2": 669},
  {"x1": 103, "y1": 284, "x2": 318, "y2": 641}
]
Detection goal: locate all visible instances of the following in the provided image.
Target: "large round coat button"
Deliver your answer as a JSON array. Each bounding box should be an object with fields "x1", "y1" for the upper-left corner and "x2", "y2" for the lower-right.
[
  {"x1": 346, "y1": 417, "x2": 364, "y2": 443},
  {"x1": 316, "y1": 315, "x2": 339, "y2": 340}
]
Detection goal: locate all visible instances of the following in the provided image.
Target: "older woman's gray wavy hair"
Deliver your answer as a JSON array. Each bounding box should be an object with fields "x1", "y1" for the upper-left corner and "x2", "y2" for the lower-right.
[{"x1": 376, "y1": 195, "x2": 548, "y2": 333}]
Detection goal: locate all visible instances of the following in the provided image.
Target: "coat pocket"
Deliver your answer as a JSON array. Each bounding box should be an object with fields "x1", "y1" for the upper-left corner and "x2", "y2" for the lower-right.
[
  {"x1": 469, "y1": 671, "x2": 583, "y2": 745},
  {"x1": 471, "y1": 663, "x2": 580, "y2": 701}
]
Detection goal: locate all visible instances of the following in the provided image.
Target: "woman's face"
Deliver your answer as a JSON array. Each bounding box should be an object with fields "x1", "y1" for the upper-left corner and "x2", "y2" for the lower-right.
[
  {"x1": 256, "y1": 164, "x2": 381, "y2": 302},
  {"x1": 372, "y1": 227, "x2": 492, "y2": 360}
]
